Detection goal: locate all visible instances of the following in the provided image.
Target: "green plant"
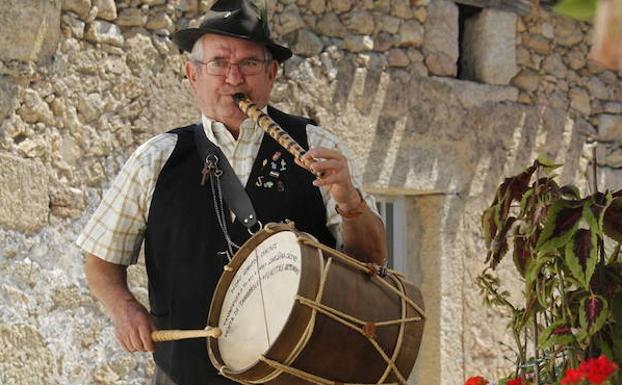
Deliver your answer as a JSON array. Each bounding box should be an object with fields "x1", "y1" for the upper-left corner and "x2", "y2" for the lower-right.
[{"x1": 478, "y1": 157, "x2": 622, "y2": 384}]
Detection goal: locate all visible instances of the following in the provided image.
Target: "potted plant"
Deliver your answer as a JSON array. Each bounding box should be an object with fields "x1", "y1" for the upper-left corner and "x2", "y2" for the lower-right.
[{"x1": 469, "y1": 157, "x2": 622, "y2": 384}]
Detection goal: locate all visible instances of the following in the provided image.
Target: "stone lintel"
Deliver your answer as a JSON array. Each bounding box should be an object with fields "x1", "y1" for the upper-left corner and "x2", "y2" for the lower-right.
[{"x1": 432, "y1": 77, "x2": 519, "y2": 109}]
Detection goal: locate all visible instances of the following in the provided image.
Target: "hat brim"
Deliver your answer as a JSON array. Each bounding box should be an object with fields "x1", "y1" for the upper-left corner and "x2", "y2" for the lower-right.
[{"x1": 173, "y1": 28, "x2": 292, "y2": 63}]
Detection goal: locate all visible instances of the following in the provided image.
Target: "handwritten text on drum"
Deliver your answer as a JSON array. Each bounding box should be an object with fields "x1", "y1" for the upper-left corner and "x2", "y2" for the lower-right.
[{"x1": 221, "y1": 249, "x2": 300, "y2": 337}]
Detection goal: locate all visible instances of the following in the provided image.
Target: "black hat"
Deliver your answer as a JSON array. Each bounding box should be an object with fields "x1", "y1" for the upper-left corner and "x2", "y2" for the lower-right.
[{"x1": 172, "y1": 0, "x2": 292, "y2": 62}]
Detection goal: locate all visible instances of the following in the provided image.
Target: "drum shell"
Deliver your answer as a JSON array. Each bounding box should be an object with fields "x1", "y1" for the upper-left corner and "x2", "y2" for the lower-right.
[{"x1": 207, "y1": 225, "x2": 425, "y2": 384}]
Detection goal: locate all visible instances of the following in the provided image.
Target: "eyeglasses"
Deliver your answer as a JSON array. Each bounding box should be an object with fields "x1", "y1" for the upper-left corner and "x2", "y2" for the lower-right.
[{"x1": 195, "y1": 58, "x2": 268, "y2": 76}]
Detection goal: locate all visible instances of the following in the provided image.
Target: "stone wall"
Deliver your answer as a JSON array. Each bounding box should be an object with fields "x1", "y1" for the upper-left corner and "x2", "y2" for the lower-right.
[{"x1": 0, "y1": 0, "x2": 621, "y2": 384}]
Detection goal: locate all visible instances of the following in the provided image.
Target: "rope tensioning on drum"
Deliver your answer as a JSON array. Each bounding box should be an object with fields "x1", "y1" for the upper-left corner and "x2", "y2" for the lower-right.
[
  {"x1": 258, "y1": 356, "x2": 401, "y2": 385},
  {"x1": 295, "y1": 295, "x2": 409, "y2": 385},
  {"x1": 289, "y1": 256, "x2": 409, "y2": 384},
  {"x1": 296, "y1": 237, "x2": 424, "y2": 385},
  {"x1": 298, "y1": 238, "x2": 425, "y2": 319}
]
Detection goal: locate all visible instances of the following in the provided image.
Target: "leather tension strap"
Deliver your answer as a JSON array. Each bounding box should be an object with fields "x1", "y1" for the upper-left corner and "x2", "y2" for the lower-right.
[{"x1": 193, "y1": 124, "x2": 259, "y2": 229}]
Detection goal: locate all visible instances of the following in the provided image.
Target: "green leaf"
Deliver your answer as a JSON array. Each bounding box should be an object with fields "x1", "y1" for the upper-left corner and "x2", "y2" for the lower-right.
[
  {"x1": 604, "y1": 196, "x2": 622, "y2": 243},
  {"x1": 553, "y1": 0, "x2": 598, "y2": 22},
  {"x1": 525, "y1": 254, "x2": 554, "y2": 289},
  {"x1": 536, "y1": 200, "x2": 584, "y2": 252},
  {"x1": 536, "y1": 155, "x2": 563, "y2": 173},
  {"x1": 538, "y1": 319, "x2": 575, "y2": 349},
  {"x1": 565, "y1": 228, "x2": 598, "y2": 290},
  {"x1": 579, "y1": 295, "x2": 609, "y2": 336}
]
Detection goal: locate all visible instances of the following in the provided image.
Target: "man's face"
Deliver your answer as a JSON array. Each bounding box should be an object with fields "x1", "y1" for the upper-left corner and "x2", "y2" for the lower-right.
[{"x1": 185, "y1": 34, "x2": 278, "y2": 130}]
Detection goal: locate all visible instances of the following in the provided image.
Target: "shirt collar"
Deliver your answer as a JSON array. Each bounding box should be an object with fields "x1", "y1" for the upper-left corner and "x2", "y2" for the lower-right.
[{"x1": 201, "y1": 106, "x2": 268, "y2": 145}]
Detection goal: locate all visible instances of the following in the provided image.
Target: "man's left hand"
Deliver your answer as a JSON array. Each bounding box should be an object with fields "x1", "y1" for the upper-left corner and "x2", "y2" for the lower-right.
[{"x1": 297, "y1": 147, "x2": 360, "y2": 208}]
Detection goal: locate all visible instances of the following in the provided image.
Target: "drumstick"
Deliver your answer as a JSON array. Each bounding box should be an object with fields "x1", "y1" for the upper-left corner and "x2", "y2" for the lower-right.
[
  {"x1": 152, "y1": 327, "x2": 222, "y2": 342},
  {"x1": 232, "y1": 93, "x2": 322, "y2": 178}
]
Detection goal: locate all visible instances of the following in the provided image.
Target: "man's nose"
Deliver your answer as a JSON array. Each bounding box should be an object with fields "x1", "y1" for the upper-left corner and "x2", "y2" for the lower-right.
[{"x1": 224, "y1": 64, "x2": 243, "y2": 85}]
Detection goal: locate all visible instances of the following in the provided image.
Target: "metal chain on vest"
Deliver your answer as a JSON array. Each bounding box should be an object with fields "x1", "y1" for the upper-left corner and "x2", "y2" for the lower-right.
[{"x1": 205, "y1": 154, "x2": 240, "y2": 261}]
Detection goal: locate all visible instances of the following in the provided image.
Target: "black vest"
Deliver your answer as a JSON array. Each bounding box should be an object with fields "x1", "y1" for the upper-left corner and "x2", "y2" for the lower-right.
[{"x1": 144, "y1": 106, "x2": 336, "y2": 385}]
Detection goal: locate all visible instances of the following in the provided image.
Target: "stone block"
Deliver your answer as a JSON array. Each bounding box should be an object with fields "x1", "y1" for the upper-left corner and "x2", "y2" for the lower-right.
[
  {"x1": 511, "y1": 69, "x2": 540, "y2": 92},
  {"x1": 0, "y1": 153, "x2": 49, "y2": 232},
  {"x1": 343, "y1": 35, "x2": 374, "y2": 52},
  {"x1": 375, "y1": 14, "x2": 401, "y2": 34},
  {"x1": 94, "y1": 0, "x2": 117, "y2": 21},
  {"x1": 342, "y1": 11, "x2": 375, "y2": 35},
  {"x1": 17, "y1": 90, "x2": 55, "y2": 126},
  {"x1": 387, "y1": 48, "x2": 410, "y2": 67},
  {"x1": 460, "y1": 8, "x2": 518, "y2": 85},
  {"x1": 598, "y1": 114, "x2": 622, "y2": 142},
  {"x1": 115, "y1": 8, "x2": 147, "y2": 27},
  {"x1": 0, "y1": 0, "x2": 61, "y2": 62},
  {"x1": 570, "y1": 87, "x2": 591, "y2": 116},
  {"x1": 276, "y1": 5, "x2": 305, "y2": 36},
  {"x1": 0, "y1": 76, "x2": 17, "y2": 124},
  {"x1": 293, "y1": 29, "x2": 324, "y2": 56},
  {"x1": 423, "y1": 0, "x2": 458, "y2": 75},
  {"x1": 315, "y1": 13, "x2": 346, "y2": 38},
  {"x1": 425, "y1": 52, "x2": 456, "y2": 77},
  {"x1": 85, "y1": 20, "x2": 124, "y2": 47},
  {"x1": 553, "y1": 16, "x2": 583, "y2": 47},
  {"x1": 542, "y1": 53, "x2": 568, "y2": 79},
  {"x1": 62, "y1": 0, "x2": 91, "y2": 20},
  {"x1": 398, "y1": 21, "x2": 424, "y2": 47},
  {"x1": 49, "y1": 186, "x2": 85, "y2": 218},
  {"x1": 374, "y1": 32, "x2": 399, "y2": 51},
  {"x1": 145, "y1": 13, "x2": 174, "y2": 31}
]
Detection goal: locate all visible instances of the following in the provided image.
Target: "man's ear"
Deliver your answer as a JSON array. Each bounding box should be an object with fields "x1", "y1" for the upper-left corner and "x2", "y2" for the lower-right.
[
  {"x1": 185, "y1": 62, "x2": 197, "y2": 90},
  {"x1": 267, "y1": 60, "x2": 278, "y2": 82}
]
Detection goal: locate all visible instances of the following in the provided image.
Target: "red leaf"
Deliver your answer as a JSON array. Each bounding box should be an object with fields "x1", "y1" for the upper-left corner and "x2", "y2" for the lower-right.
[
  {"x1": 553, "y1": 325, "x2": 572, "y2": 335},
  {"x1": 552, "y1": 204, "x2": 583, "y2": 238},
  {"x1": 574, "y1": 229, "x2": 593, "y2": 270},
  {"x1": 585, "y1": 296, "x2": 604, "y2": 324}
]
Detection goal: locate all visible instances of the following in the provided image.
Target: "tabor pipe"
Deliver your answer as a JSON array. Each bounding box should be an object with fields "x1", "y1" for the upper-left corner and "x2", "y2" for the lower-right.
[
  {"x1": 232, "y1": 93, "x2": 321, "y2": 178},
  {"x1": 152, "y1": 327, "x2": 222, "y2": 342}
]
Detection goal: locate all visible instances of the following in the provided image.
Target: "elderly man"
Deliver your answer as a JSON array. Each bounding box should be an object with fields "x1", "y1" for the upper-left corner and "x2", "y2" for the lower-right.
[{"x1": 77, "y1": 1, "x2": 387, "y2": 384}]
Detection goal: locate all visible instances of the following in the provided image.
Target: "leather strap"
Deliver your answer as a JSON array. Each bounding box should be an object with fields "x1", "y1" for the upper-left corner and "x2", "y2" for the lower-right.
[{"x1": 193, "y1": 124, "x2": 259, "y2": 229}]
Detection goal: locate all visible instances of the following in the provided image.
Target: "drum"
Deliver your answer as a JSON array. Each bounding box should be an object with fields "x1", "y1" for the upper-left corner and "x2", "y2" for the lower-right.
[{"x1": 206, "y1": 223, "x2": 425, "y2": 385}]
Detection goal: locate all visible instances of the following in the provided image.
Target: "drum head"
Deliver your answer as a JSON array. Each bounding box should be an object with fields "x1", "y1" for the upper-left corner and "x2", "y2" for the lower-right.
[{"x1": 218, "y1": 231, "x2": 302, "y2": 371}]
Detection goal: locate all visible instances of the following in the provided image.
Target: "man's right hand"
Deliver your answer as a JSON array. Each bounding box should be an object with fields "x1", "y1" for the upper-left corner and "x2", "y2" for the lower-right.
[
  {"x1": 112, "y1": 298, "x2": 156, "y2": 352},
  {"x1": 84, "y1": 253, "x2": 156, "y2": 353}
]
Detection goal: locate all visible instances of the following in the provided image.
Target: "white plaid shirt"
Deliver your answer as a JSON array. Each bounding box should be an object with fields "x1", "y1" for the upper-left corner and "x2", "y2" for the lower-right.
[{"x1": 76, "y1": 114, "x2": 378, "y2": 265}]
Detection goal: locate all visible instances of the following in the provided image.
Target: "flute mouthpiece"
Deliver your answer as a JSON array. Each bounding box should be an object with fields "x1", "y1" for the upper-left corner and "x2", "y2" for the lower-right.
[{"x1": 232, "y1": 93, "x2": 246, "y2": 103}]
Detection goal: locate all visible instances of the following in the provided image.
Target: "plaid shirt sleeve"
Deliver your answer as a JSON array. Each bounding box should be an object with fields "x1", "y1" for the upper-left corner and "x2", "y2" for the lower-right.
[
  {"x1": 305, "y1": 124, "x2": 380, "y2": 248},
  {"x1": 76, "y1": 133, "x2": 177, "y2": 265}
]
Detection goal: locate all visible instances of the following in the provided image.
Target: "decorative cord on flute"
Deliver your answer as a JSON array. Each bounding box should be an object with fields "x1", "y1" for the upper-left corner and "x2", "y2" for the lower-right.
[{"x1": 232, "y1": 93, "x2": 322, "y2": 178}]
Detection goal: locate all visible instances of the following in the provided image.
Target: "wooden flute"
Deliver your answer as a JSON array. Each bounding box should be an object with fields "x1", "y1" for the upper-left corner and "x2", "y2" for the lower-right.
[{"x1": 232, "y1": 93, "x2": 321, "y2": 178}]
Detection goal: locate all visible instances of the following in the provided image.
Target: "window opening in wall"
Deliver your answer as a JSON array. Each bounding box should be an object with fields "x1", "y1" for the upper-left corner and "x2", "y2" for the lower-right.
[
  {"x1": 457, "y1": 3, "x2": 483, "y2": 80},
  {"x1": 375, "y1": 195, "x2": 407, "y2": 273}
]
